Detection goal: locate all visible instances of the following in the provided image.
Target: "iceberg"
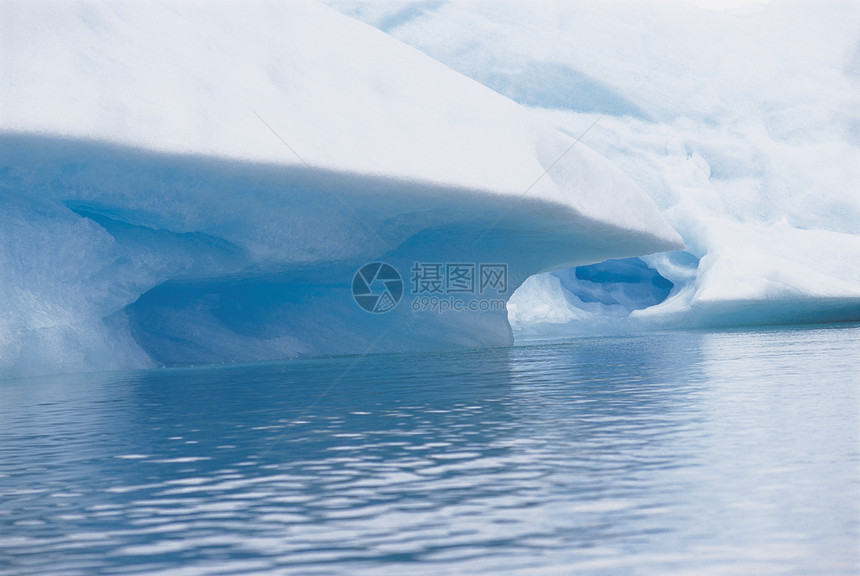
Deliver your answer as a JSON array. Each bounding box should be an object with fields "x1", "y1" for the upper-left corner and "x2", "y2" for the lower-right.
[
  {"x1": 0, "y1": 0, "x2": 681, "y2": 378},
  {"x1": 327, "y1": 0, "x2": 860, "y2": 336}
]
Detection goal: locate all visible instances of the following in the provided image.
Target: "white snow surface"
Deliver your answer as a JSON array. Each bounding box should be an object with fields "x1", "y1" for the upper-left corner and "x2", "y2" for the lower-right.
[
  {"x1": 0, "y1": 0, "x2": 682, "y2": 378},
  {"x1": 325, "y1": 0, "x2": 860, "y2": 335}
]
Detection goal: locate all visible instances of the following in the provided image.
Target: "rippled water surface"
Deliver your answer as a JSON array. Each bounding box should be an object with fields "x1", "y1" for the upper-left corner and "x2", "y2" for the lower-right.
[{"x1": 2, "y1": 325, "x2": 859, "y2": 575}]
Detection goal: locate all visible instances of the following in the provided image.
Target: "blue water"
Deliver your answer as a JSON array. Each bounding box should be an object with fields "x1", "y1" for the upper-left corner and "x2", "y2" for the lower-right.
[{"x1": 1, "y1": 325, "x2": 858, "y2": 575}]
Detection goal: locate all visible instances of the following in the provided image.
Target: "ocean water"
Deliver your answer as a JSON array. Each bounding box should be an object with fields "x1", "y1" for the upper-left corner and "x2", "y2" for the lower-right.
[{"x1": 1, "y1": 325, "x2": 858, "y2": 575}]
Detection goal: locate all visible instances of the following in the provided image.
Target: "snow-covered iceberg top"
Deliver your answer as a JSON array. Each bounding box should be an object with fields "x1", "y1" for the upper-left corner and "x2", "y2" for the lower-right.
[
  {"x1": 2, "y1": 0, "x2": 676, "y2": 232},
  {"x1": 0, "y1": 0, "x2": 681, "y2": 378}
]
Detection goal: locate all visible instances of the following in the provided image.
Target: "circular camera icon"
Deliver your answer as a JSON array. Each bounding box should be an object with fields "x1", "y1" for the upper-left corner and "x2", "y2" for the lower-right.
[{"x1": 352, "y1": 262, "x2": 403, "y2": 313}]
